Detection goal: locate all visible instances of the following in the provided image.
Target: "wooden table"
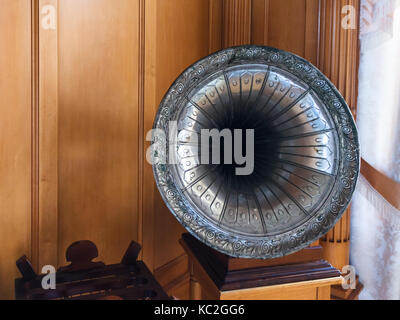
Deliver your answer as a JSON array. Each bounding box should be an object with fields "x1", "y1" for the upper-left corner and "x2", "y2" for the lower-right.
[{"x1": 180, "y1": 233, "x2": 342, "y2": 300}]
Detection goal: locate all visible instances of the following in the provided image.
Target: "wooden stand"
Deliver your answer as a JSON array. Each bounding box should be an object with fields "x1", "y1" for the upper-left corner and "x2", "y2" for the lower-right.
[
  {"x1": 180, "y1": 233, "x2": 342, "y2": 300},
  {"x1": 15, "y1": 240, "x2": 169, "y2": 300}
]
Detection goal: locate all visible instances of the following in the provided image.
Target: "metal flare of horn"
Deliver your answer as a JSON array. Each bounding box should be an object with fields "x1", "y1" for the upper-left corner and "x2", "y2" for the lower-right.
[{"x1": 152, "y1": 46, "x2": 360, "y2": 259}]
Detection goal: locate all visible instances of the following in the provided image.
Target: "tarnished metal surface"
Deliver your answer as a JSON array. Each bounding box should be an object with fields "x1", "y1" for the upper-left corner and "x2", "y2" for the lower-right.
[{"x1": 152, "y1": 46, "x2": 360, "y2": 259}]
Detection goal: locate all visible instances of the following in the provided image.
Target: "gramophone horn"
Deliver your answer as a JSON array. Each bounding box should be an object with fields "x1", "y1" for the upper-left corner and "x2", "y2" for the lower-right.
[{"x1": 152, "y1": 46, "x2": 360, "y2": 259}]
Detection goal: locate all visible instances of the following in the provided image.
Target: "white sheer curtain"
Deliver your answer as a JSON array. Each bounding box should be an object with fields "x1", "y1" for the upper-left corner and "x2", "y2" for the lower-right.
[{"x1": 350, "y1": 0, "x2": 400, "y2": 300}]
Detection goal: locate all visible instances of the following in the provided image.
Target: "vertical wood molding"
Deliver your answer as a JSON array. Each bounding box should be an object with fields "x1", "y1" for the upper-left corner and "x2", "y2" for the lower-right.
[
  {"x1": 304, "y1": 0, "x2": 319, "y2": 65},
  {"x1": 250, "y1": 0, "x2": 320, "y2": 63},
  {"x1": 318, "y1": 0, "x2": 360, "y2": 270},
  {"x1": 37, "y1": 0, "x2": 59, "y2": 269},
  {"x1": 137, "y1": 0, "x2": 146, "y2": 261},
  {"x1": 223, "y1": 0, "x2": 252, "y2": 47},
  {"x1": 32, "y1": 0, "x2": 60, "y2": 271},
  {"x1": 142, "y1": 0, "x2": 157, "y2": 271},
  {"x1": 31, "y1": 0, "x2": 40, "y2": 272},
  {"x1": 209, "y1": 0, "x2": 224, "y2": 53},
  {"x1": 317, "y1": 0, "x2": 359, "y2": 115},
  {"x1": 251, "y1": 0, "x2": 269, "y2": 45}
]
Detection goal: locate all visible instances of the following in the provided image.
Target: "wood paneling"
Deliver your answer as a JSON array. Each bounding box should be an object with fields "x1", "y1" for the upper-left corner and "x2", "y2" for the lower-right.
[
  {"x1": 57, "y1": 0, "x2": 140, "y2": 265},
  {"x1": 154, "y1": 254, "x2": 190, "y2": 299},
  {"x1": 209, "y1": 0, "x2": 224, "y2": 53},
  {"x1": 37, "y1": 0, "x2": 59, "y2": 271},
  {"x1": 268, "y1": 0, "x2": 307, "y2": 56},
  {"x1": 251, "y1": 0, "x2": 320, "y2": 63},
  {"x1": 223, "y1": 0, "x2": 252, "y2": 47},
  {"x1": 317, "y1": 0, "x2": 360, "y2": 115},
  {"x1": 251, "y1": 0, "x2": 320, "y2": 64},
  {"x1": 0, "y1": 0, "x2": 32, "y2": 299},
  {"x1": 146, "y1": 0, "x2": 218, "y2": 272},
  {"x1": 142, "y1": 0, "x2": 222, "y2": 297},
  {"x1": 361, "y1": 159, "x2": 400, "y2": 211}
]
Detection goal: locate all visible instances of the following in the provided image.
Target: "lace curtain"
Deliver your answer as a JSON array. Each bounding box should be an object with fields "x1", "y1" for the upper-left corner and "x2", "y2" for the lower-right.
[{"x1": 350, "y1": 0, "x2": 400, "y2": 299}]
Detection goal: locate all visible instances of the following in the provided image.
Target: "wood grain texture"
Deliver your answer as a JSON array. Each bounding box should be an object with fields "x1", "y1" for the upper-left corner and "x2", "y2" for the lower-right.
[
  {"x1": 209, "y1": 0, "x2": 224, "y2": 53},
  {"x1": 251, "y1": 0, "x2": 269, "y2": 45},
  {"x1": 142, "y1": 0, "x2": 157, "y2": 271},
  {"x1": 31, "y1": 0, "x2": 40, "y2": 273},
  {"x1": 220, "y1": 278, "x2": 340, "y2": 300},
  {"x1": 150, "y1": 0, "x2": 214, "y2": 271},
  {"x1": 251, "y1": 0, "x2": 320, "y2": 65},
  {"x1": 137, "y1": 0, "x2": 145, "y2": 262},
  {"x1": 154, "y1": 253, "x2": 189, "y2": 299},
  {"x1": 0, "y1": 0, "x2": 32, "y2": 299},
  {"x1": 57, "y1": 0, "x2": 140, "y2": 265},
  {"x1": 361, "y1": 159, "x2": 400, "y2": 211},
  {"x1": 223, "y1": 0, "x2": 252, "y2": 47},
  {"x1": 268, "y1": 0, "x2": 307, "y2": 56},
  {"x1": 37, "y1": 0, "x2": 59, "y2": 270}
]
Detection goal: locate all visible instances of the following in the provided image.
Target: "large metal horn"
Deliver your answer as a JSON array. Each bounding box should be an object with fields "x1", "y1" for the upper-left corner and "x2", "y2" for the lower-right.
[{"x1": 152, "y1": 46, "x2": 360, "y2": 259}]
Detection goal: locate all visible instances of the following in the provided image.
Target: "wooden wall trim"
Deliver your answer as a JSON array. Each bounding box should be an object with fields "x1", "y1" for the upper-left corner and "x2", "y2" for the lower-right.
[
  {"x1": 209, "y1": 0, "x2": 223, "y2": 53},
  {"x1": 31, "y1": 0, "x2": 40, "y2": 272},
  {"x1": 154, "y1": 253, "x2": 190, "y2": 295},
  {"x1": 223, "y1": 0, "x2": 252, "y2": 47},
  {"x1": 250, "y1": 0, "x2": 320, "y2": 65},
  {"x1": 361, "y1": 159, "x2": 400, "y2": 211},
  {"x1": 304, "y1": 0, "x2": 319, "y2": 64},
  {"x1": 317, "y1": 0, "x2": 360, "y2": 115},
  {"x1": 37, "y1": 0, "x2": 59, "y2": 270},
  {"x1": 251, "y1": 0, "x2": 269, "y2": 45},
  {"x1": 137, "y1": 0, "x2": 145, "y2": 261},
  {"x1": 142, "y1": 0, "x2": 157, "y2": 271},
  {"x1": 30, "y1": 0, "x2": 60, "y2": 271}
]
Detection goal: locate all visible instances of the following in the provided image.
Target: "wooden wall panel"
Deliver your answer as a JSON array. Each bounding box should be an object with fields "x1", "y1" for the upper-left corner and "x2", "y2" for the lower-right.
[
  {"x1": 37, "y1": 0, "x2": 59, "y2": 271},
  {"x1": 268, "y1": 0, "x2": 307, "y2": 56},
  {"x1": 251, "y1": 0, "x2": 320, "y2": 65},
  {"x1": 143, "y1": 0, "x2": 223, "y2": 298},
  {"x1": 0, "y1": 0, "x2": 32, "y2": 299},
  {"x1": 152, "y1": 0, "x2": 214, "y2": 270},
  {"x1": 223, "y1": 0, "x2": 252, "y2": 47},
  {"x1": 57, "y1": 0, "x2": 140, "y2": 265}
]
